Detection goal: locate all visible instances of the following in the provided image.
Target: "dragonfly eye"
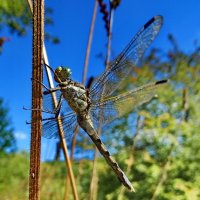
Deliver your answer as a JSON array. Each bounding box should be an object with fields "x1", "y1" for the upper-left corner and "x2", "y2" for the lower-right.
[{"x1": 55, "y1": 66, "x2": 72, "y2": 82}]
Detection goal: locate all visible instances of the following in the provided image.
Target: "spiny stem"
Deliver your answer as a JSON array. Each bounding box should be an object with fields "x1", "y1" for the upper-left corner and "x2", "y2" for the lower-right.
[
  {"x1": 27, "y1": 0, "x2": 79, "y2": 199},
  {"x1": 29, "y1": 0, "x2": 44, "y2": 199}
]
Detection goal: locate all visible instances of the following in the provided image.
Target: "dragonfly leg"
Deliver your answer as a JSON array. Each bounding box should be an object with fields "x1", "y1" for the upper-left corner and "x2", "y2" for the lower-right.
[
  {"x1": 43, "y1": 62, "x2": 56, "y2": 75},
  {"x1": 31, "y1": 77, "x2": 61, "y2": 95},
  {"x1": 24, "y1": 94, "x2": 63, "y2": 124},
  {"x1": 41, "y1": 94, "x2": 63, "y2": 121},
  {"x1": 23, "y1": 106, "x2": 57, "y2": 114},
  {"x1": 31, "y1": 77, "x2": 50, "y2": 90},
  {"x1": 43, "y1": 62, "x2": 61, "y2": 83},
  {"x1": 26, "y1": 116, "x2": 58, "y2": 124},
  {"x1": 43, "y1": 87, "x2": 61, "y2": 95},
  {"x1": 51, "y1": 94, "x2": 63, "y2": 118}
]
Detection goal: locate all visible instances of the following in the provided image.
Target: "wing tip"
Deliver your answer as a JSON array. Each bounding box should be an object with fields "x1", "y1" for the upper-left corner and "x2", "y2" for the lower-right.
[
  {"x1": 144, "y1": 15, "x2": 163, "y2": 29},
  {"x1": 155, "y1": 79, "x2": 169, "y2": 85}
]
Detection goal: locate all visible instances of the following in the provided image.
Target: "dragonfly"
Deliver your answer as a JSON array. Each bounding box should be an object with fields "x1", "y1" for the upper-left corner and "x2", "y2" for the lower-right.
[{"x1": 39, "y1": 16, "x2": 168, "y2": 192}]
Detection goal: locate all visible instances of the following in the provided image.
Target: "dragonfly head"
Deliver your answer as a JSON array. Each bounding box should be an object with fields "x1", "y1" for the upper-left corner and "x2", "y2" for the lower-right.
[{"x1": 54, "y1": 66, "x2": 72, "y2": 82}]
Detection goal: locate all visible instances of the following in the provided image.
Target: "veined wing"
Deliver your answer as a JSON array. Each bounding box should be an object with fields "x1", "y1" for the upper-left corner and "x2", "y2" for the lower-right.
[
  {"x1": 90, "y1": 80, "x2": 168, "y2": 125},
  {"x1": 42, "y1": 90, "x2": 72, "y2": 114},
  {"x1": 90, "y1": 16, "x2": 163, "y2": 102},
  {"x1": 42, "y1": 112, "x2": 77, "y2": 140}
]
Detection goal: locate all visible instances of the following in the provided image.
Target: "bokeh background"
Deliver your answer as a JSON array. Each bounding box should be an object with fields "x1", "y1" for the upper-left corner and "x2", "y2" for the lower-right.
[{"x1": 0, "y1": 0, "x2": 200, "y2": 199}]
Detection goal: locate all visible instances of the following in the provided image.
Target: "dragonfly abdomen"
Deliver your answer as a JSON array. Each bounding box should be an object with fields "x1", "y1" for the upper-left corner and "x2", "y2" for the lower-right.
[{"x1": 77, "y1": 115, "x2": 134, "y2": 192}]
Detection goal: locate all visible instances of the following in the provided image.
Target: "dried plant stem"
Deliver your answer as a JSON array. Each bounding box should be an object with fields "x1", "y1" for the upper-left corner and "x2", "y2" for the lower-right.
[
  {"x1": 82, "y1": 0, "x2": 98, "y2": 85},
  {"x1": 64, "y1": 1, "x2": 98, "y2": 199},
  {"x1": 89, "y1": 4, "x2": 115, "y2": 200},
  {"x1": 105, "y1": 7, "x2": 114, "y2": 69},
  {"x1": 151, "y1": 87, "x2": 189, "y2": 199},
  {"x1": 27, "y1": 0, "x2": 33, "y2": 12},
  {"x1": 89, "y1": 143, "x2": 99, "y2": 200},
  {"x1": 182, "y1": 88, "x2": 189, "y2": 121},
  {"x1": 69, "y1": 0, "x2": 98, "y2": 161},
  {"x1": 118, "y1": 115, "x2": 142, "y2": 199},
  {"x1": 27, "y1": 1, "x2": 79, "y2": 199},
  {"x1": 43, "y1": 23, "x2": 80, "y2": 200},
  {"x1": 150, "y1": 150, "x2": 173, "y2": 200},
  {"x1": 29, "y1": 0, "x2": 44, "y2": 199}
]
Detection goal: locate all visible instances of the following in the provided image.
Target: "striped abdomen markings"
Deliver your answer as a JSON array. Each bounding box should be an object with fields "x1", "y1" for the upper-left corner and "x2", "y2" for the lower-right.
[{"x1": 77, "y1": 115, "x2": 134, "y2": 192}]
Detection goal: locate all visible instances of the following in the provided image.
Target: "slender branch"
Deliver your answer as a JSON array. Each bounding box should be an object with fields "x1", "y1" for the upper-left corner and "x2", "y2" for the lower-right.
[
  {"x1": 105, "y1": 3, "x2": 114, "y2": 69},
  {"x1": 151, "y1": 87, "x2": 189, "y2": 199},
  {"x1": 69, "y1": 0, "x2": 98, "y2": 163},
  {"x1": 82, "y1": 0, "x2": 98, "y2": 85},
  {"x1": 89, "y1": 2, "x2": 115, "y2": 199},
  {"x1": 27, "y1": 1, "x2": 79, "y2": 199},
  {"x1": 118, "y1": 115, "x2": 142, "y2": 199},
  {"x1": 182, "y1": 88, "x2": 189, "y2": 121},
  {"x1": 89, "y1": 149, "x2": 99, "y2": 200},
  {"x1": 29, "y1": 0, "x2": 44, "y2": 199},
  {"x1": 64, "y1": 1, "x2": 98, "y2": 199},
  {"x1": 150, "y1": 148, "x2": 173, "y2": 200}
]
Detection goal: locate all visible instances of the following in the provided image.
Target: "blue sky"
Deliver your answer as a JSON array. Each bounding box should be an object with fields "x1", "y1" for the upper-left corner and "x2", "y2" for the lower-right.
[{"x1": 0, "y1": 0, "x2": 200, "y2": 160}]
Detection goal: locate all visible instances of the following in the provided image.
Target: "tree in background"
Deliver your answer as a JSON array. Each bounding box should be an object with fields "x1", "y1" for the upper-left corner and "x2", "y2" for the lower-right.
[
  {"x1": 0, "y1": 29, "x2": 199, "y2": 199},
  {"x1": 0, "y1": 97, "x2": 16, "y2": 154},
  {"x1": 92, "y1": 34, "x2": 200, "y2": 199},
  {"x1": 0, "y1": 0, "x2": 58, "y2": 53}
]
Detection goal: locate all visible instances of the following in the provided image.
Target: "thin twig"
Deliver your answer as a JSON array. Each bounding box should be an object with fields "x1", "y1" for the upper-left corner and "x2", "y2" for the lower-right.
[
  {"x1": 29, "y1": 0, "x2": 44, "y2": 199},
  {"x1": 118, "y1": 115, "x2": 142, "y2": 199},
  {"x1": 150, "y1": 148, "x2": 173, "y2": 200},
  {"x1": 89, "y1": 2, "x2": 115, "y2": 199},
  {"x1": 64, "y1": 1, "x2": 98, "y2": 199},
  {"x1": 82, "y1": 0, "x2": 98, "y2": 85},
  {"x1": 151, "y1": 87, "x2": 189, "y2": 199},
  {"x1": 27, "y1": 1, "x2": 79, "y2": 199},
  {"x1": 69, "y1": 0, "x2": 98, "y2": 163},
  {"x1": 182, "y1": 88, "x2": 189, "y2": 121},
  {"x1": 105, "y1": 4, "x2": 114, "y2": 68}
]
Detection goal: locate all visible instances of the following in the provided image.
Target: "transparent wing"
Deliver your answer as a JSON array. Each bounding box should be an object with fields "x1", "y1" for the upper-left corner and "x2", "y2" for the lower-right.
[
  {"x1": 42, "y1": 112, "x2": 77, "y2": 140},
  {"x1": 90, "y1": 80, "x2": 167, "y2": 125},
  {"x1": 42, "y1": 90, "x2": 72, "y2": 114},
  {"x1": 90, "y1": 16, "x2": 163, "y2": 102}
]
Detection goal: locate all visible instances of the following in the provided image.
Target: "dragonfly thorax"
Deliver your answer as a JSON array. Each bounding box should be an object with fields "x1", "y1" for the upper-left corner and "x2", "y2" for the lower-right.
[{"x1": 61, "y1": 84, "x2": 89, "y2": 114}]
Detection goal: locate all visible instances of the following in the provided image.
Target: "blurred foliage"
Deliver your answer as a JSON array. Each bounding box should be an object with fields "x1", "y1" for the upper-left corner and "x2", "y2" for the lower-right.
[
  {"x1": 0, "y1": 0, "x2": 59, "y2": 48},
  {"x1": 0, "y1": 35, "x2": 200, "y2": 199},
  {"x1": 0, "y1": 97, "x2": 16, "y2": 154}
]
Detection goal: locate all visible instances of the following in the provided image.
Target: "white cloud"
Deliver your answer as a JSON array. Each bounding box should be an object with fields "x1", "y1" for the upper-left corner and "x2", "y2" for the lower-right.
[{"x1": 15, "y1": 131, "x2": 28, "y2": 140}]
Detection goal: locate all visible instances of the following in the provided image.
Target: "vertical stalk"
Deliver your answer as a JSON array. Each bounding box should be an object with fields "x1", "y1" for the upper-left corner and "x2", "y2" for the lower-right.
[
  {"x1": 150, "y1": 151, "x2": 173, "y2": 200},
  {"x1": 27, "y1": 1, "x2": 79, "y2": 199},
  {"x1": 69, "y1": 0, "x2": 98, "y2": 162},
  {"x1": 89, "y1": 2, "x2": 115, "y2": 200},
  {"x1": 82, "y1": 0, "x2": 98, "y2": 85},
  {"x1": 105, "y1": 6, "x2": 114, "y2": 69},
  {"x1": 64, "y1": 1, "x2": 98, "y2": 199},
  {"x1": 29, "y1": 0, "x2": 44, "y2": 199},
  {"x1": 118, "y1": 115, "x2": 142, "y2": 199},
  {"x1": 151, "y1": 87, "x2": 189, "y2": 199}
]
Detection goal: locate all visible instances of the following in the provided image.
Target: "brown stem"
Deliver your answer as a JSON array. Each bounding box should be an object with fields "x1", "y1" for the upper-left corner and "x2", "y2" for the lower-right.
[
  {"x1": 29, "y1": 0, "x2": 44, "y2": 199},
  {"x1": 89, "y1": 150, "x2": 99, "y2": 200},
  {"x1": 27, "y1": 1, "x2": 79, "y2": 199},
  {"x1": 150, "y1": 149, "x2": 173, "y2": 200},
  {"x1": 182, "y1": 88, "x2": 189, "y2": 122},
  {"x1": 105, "y1": 6, "x2": 114, "y2": 69},
  {"x1": 82, "y1": 0, "x2": 98, "y2": 85},
  {"x1": 89, "y1": 3, "x2": 115, "y2": 200},
  {"x1": 64, "y1": 1, "x2": 98, "y2": 199},
  {"x1": 69, "y1": 0, "x2": 98, "y2": 163},
  {"x1": 118, "y1": 115, "x2": 142, "y2": 199}
]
